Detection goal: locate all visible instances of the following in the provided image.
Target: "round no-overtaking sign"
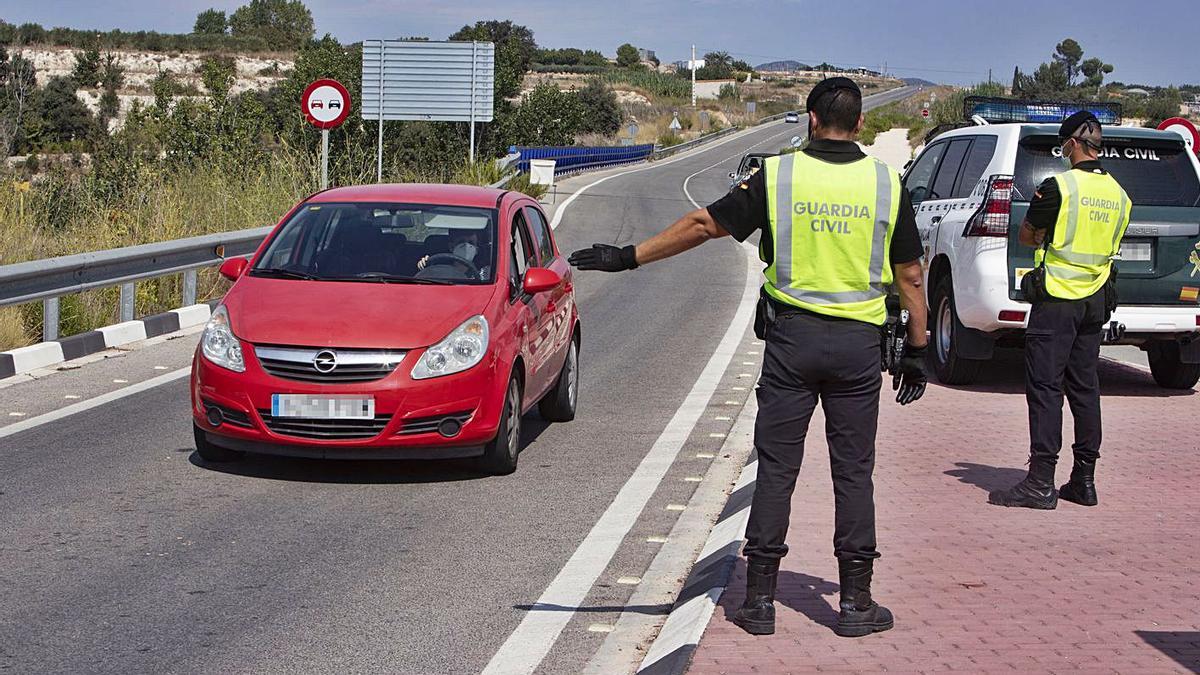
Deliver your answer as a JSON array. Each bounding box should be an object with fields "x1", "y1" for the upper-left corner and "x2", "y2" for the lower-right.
[{"x1": 302, "y1": 78, "x2": 351, "y2": 129}]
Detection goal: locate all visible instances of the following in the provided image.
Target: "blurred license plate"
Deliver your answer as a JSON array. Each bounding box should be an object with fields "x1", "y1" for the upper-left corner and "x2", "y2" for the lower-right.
[
  {"x1": 271, "y1": 394, "x2": 374, "y2": 419},
  {"x1": 1119, "y1": 241, "x2": 1152, "y2": 262}
]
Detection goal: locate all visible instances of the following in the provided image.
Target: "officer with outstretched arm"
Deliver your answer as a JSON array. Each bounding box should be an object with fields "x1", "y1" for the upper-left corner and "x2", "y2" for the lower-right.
[
  {"x1": 568, "y1": 78, "x2": 929, "y2": 638},
  {"x1": 989, "y1": 111, "x2": 1130, "y2": 509}
]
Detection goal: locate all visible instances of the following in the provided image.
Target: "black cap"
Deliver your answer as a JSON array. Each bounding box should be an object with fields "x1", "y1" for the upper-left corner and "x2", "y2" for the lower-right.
[
  {"x1": 1059, "y1": 110, "x2": 1100, "y2": 140},
  {"x1": 806, "y1": 76, "x2": 861, "y2": 112}
]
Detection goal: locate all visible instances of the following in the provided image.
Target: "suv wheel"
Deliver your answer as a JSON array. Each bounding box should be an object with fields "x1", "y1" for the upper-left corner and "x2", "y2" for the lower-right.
[
  {"x1": 930, "y1": 277, "x2": 983, "y2": 385},
  {"x1": 1146, "y1": 342, "x2": 1200, "y2": 390}
]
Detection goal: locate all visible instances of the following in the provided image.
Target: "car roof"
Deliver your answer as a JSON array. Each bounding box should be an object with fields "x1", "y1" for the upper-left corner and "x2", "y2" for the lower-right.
[
  {"x1": 308, "y1": 183, "x2": 509, "y2": 208},
  {"x1": 935, "y1": 123, "x2": 1185, "y2": 143}
]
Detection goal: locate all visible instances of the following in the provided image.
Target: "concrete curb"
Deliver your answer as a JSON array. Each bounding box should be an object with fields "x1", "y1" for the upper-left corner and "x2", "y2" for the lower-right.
[
  {"x1": 635, "y1": 413, "x2": 760, "y2": 675},
  {"x1": 0, "y1": 303, "x2": 213, "y2": 380}
]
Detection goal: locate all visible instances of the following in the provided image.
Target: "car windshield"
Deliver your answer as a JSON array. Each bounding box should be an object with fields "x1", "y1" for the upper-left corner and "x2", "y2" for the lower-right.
[
  {"x1": 1014, "y1": 135, "x2": 1200, "y2": 207},
  {"x1": 252, "y1": 202, "x2": 498, "y2": 284}
]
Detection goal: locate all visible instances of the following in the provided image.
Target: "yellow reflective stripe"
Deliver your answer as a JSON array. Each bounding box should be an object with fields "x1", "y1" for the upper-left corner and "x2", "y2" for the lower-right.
[{"x1": 772, "y1": 153, "x2": 796, "y2": 288}]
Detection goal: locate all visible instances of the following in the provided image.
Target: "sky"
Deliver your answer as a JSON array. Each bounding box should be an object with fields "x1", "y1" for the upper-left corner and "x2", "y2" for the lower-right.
[{"x1": 0, "y1": 0, "x2": 1195, "y2": 87}]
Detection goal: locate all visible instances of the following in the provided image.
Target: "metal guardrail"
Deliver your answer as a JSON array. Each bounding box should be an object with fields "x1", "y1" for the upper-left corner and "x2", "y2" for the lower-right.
[{"x1": 0, "y1": 227, "x2": 271, "y2": 341}]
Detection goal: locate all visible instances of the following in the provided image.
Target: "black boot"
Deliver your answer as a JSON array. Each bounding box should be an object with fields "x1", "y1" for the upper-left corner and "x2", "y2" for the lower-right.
[
  {"x1": 1058, "y1": 457, "x2": 1098, "y2": 506},
  {"x1": 732, "y1": 558, "x2": 778, "y2": 635},
  {"x1": 988, "y1": 458, "x2": 1058, "y2": 509},
  {"x1": 834, "y1": 558, "x2": 893, "y2": 638}
]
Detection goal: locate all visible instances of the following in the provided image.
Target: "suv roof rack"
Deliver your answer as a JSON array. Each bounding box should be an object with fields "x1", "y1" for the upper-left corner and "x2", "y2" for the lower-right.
[{"x1": 963, "y1": 96, "x2": 1122, "y2": 125}]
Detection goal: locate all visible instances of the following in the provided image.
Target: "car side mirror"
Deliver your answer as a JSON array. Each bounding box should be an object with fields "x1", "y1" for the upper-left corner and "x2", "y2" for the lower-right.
[
  {"x1": 522, "y1": 267, "x2": 561, "y2": 295},
  {"x1": 219, "y1": 257, "x2": 248, "y2": 281}
]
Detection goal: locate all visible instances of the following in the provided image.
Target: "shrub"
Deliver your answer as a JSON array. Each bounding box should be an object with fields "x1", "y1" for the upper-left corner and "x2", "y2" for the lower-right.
[{"x1": 575, "y1": 79, "x2": 622, "y2": 136}]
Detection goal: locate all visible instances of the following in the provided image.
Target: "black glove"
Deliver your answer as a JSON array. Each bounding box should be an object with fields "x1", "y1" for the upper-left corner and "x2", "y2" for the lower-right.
[
  {"x1": 567, "y1": 244, "x2": 639, "y2": 272},
  {"x1": 893, "y1": 343, "x2": 928, "y2": 406}
]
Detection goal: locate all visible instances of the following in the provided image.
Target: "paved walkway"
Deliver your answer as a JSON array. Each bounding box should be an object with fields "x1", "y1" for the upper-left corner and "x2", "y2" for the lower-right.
[{"x1": 689, "y1": 352, "x2": 1200, "y2": 674}]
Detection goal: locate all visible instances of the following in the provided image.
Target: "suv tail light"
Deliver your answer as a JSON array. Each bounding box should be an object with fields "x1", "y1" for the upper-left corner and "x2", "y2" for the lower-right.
[{"x1": 964, "y1": 174, "x2": 1014, "y2": 237}]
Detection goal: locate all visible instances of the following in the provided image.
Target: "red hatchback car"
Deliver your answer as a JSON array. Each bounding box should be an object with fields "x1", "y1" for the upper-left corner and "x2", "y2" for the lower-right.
[{"x1": 190, "y1": 184, "x2": 579, "y2": 474}]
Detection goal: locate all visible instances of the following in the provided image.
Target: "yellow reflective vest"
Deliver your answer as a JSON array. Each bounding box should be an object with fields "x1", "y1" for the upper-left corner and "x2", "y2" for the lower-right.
[
  {"x1": 1038, "y1": 168, "x2": 1131, "y2": 300},
  {"x1": 762, "y1": 151, "x2": 902, "y2": 326}
]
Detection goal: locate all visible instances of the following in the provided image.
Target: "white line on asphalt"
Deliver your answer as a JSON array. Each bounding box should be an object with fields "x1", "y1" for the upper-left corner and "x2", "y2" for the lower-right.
[
  {"x1": 480, "y1": 233, "x2": 761, "y2": 675},
  {"x1": 0, "y1": 368, "x2": 190, "y2": 440}
]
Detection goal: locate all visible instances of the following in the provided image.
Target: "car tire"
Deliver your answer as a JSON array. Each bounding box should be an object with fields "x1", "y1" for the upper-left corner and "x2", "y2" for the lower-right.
[
  {"x1": 539, "y1": 336, "x2": 579, "y2": 423},
  {"x1": 193, "y1": 425, "x2": 245, "y2": 463},
  {"x1": 480, "y1": 375, "x2": 522, "y2": 475},
  {"x1": 1147, "y1": 342, "x2": 1200, "y2": 390},
  {"x1": 930, "y1": 277, "x2": 982, "y2": 385}
]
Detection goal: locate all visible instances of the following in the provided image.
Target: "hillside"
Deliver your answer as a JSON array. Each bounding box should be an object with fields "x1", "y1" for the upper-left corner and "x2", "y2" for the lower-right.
[
  {"x1": 756, "y1": 60, "x2": 810, "y2": 72},
  {"x1": 20, "y1": 47, "x2": 293, "y2": 126}
]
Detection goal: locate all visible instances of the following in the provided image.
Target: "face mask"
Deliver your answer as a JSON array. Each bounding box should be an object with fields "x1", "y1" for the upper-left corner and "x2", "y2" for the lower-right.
[{"x1": 453, "y1": 242, "x2": 477, "y2": 260}]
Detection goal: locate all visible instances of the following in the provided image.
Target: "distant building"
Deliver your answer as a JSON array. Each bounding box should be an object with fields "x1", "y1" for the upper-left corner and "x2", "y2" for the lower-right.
[
  {"x1": 673, "y1": 59, "x2": 704, "y2": 71},
  {"x1": 637, "y1": 48, "x2": 657, "y2": 63},
  {"x1": 1187, "y1": 97, "x2": 1200, "y2": 116}
]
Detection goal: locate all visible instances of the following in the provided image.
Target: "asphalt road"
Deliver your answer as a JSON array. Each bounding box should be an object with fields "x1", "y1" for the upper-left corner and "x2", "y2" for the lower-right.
[{"x1": 0, "y1": 89, "x2": 918, "y2": 675}]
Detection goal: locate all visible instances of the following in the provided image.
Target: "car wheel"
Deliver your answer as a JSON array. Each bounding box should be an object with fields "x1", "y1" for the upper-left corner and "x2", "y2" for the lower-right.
[
  {"x1": 1147, "y1": 342, "x2": 1200, "y2": 390},
  {"x1": 480, "y1": 375, "x2": 522, "y2": 475},
  {"x1": 930, "y1": 277, "x2": 982, "y2": 385},
  {"x1": 193, "y1": 425, "x2": 245, "y2": 463},
  {"x1": 538, "y1": 336, "x2": 579, "y2": 423}
]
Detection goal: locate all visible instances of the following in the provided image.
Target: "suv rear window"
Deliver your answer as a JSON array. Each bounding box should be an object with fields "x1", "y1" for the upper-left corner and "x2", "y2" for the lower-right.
[{"x1": 1014, "y1": 135, "x2": 1200, "y2": 206}]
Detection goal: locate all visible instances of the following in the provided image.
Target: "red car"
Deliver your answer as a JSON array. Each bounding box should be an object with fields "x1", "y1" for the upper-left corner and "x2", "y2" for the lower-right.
[{"x1": 190, "y1": 184, "x2": 579, "y2": 474}]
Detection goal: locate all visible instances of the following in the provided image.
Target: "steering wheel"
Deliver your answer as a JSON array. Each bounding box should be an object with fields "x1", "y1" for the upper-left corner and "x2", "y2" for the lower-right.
[{"x1": 418, "y1": 252, "x2": 480, "y2": 279}]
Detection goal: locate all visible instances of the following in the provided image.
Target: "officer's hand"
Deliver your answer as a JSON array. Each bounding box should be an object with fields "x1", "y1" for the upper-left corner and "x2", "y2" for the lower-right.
[
  {"x1": 567, "y1": 244, "x2": 639, "y2": 272},
  {"x1": 893, "y1": 343, "x2": 928, "y2": 406}
]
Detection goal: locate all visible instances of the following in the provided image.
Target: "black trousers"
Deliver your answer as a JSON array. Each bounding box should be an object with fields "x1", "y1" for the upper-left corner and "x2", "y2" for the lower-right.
[
  {"x1": 1025, "y1": 288, "x2": 1105, "y2": 466},
  {"x1": 743, "y1": 308, "x2": 882, "y2": 562}
]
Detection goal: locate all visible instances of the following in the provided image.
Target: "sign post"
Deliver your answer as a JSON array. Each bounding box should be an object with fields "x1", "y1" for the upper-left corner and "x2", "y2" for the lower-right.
[{"x1": 301, "y1": 78, "x2": 352, "y2": 189}]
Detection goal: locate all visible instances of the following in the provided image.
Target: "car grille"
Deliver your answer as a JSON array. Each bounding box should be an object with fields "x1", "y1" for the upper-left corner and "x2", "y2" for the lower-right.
[
  {"x1": 258, "y1": 411, "x2": 392, "y2": 440},
  {"x1": 202, "y1": 401, "x2": 254, "y2": 429},
  {"x1": 254, "y1": 346, "x2": 405, "y2": 384},
  {"x1": 398, "y1": 411, "x2": 474, "y2": 436}
]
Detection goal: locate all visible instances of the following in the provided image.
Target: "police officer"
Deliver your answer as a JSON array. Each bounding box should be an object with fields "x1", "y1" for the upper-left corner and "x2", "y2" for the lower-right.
[
  {"x1": 990, "y1": 111, "x2": 1130, "y2": 510},
  {"x1": 568, "y1": 78, "x2": 929, "y2": 637}
]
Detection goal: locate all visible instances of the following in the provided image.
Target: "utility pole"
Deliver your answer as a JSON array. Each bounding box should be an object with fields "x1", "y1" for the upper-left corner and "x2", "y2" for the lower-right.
[
  {"x1": 988, "y1": 68, "x2": 993, "y2": 87},
  {"x1": 691, "y1": 44, "x2": 697, "y2": 108}
]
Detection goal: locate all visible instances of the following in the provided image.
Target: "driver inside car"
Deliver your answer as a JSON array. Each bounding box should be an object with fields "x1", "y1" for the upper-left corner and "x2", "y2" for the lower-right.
[{"x1": 416, "y1": 229, "x2": 491, "y2": 280}]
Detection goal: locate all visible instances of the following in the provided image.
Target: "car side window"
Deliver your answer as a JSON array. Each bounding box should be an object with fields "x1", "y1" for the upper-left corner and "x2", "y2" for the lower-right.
[
  {"x1": 952, "y1": 136, "x2": 998, "y2": 199},
  {"x1": 523, "y1": 206, "x2": 555, "y2": 267},
  {"x1": 510, "y1": 210, "x2": 538, "y2": 290},
  {"x1": 903, "y1": 142, "x2": 946, "y2": 206},
  {"x1": 930, "y1": 139, "x2": 970, "y2": 201}
]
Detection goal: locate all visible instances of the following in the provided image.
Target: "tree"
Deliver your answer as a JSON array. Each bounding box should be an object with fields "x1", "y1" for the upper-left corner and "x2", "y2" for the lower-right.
[
  {"x1": 731, "y1": 59, "x2": 753, "y2": 73},
  {"x1": 194, "y1": 9, "x2": 228, "y2": 35},
  {"x1": 1053, "y1": 38, "x2": 1083, "y2": 85},
  {"x1": 1080, "y1": 57, "x2": 1114, "y2": 91},
  {"x1": 450, "y1": 21, "x2": 536, "y2": 100},
  {"x1": 503, "y1": 82, "x2": 581, "y2": 145},
  {"x1": 1143, "y1": 88, "x2": 1182, "y2": 127},
  {"x1": 36, "y1": 77, "x2": 99, "y2": 147},
  {"x1": 616, "y1": 43, "x2": 640, "y2": 68},
  {"x1": 1011, "y1": 66, "x2": 1021, "y2": 95},
  {"x1": 71, "y1": 48, "x2": 102, "y2": 88},
  {"x1": 0, "y1": 48, "x2": 39, "y2": 154},
  {"x1": 575, "y1": 79, "x2": 621, "y2": 136},
  {"x1": 229, "y1": 0, "x2": 314, "y2": 50},
  {"x1": 199, "y1": 55, "x2": 236, "y2": 100}
]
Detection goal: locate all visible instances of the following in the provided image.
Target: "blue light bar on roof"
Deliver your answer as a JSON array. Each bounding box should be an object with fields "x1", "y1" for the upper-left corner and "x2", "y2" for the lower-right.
[{"x1": 963, "y1": 96, "x2": 1122, "y2": 125}]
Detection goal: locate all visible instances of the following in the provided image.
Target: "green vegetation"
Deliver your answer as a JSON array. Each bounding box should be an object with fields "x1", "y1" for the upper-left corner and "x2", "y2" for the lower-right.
[
  {"x1": 228, "y1": 0, "x2": 314, "y2": 50},
  {"x1": 616, "y1": 43, "x2": 640, "y2": 69},
  {"x1": 533, "y1": 47, "x2": 608, "y2": 67},
  {"x1": 601, "y1": 68, "x2": 691, "y2": 100},
  {"x1": 859, "y1": 103, "x2": 921, "y2": 145}
]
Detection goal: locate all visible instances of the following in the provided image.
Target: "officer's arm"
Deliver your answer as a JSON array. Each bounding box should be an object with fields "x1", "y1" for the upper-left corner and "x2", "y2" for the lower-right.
[
  {"x1": 893, "y1": 260, "x2": 928, "y2": 348},
  {"x1": 633, "y1": 207, "x2": 730, "y2": 265},
  {"x1": 1018, "y1": 219, "x2": 1045, "y2": 247}
]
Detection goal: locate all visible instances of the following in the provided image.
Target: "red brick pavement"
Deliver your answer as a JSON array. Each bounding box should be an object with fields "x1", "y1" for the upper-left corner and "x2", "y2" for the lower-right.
[{"x1": 689, "y1": 354, "x2": 1200, "y2": 674}]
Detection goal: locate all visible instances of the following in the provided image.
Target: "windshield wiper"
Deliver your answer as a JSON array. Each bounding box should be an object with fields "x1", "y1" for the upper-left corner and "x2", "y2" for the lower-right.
[
  {"x1": 250, "y1": 267, "x2": 318, "y2": 280},
  {"x1": 326, "y1": 273, "x2": 454, "y2": 285}
]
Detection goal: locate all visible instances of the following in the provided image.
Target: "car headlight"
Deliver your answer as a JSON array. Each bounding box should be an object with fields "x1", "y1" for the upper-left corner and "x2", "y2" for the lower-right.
[
  {"x1": 201, "y1": 305, "x2": 245, "y2": 373},
  {"x1": 411, "y1": 315, "x2": 489, "y2": 380}
]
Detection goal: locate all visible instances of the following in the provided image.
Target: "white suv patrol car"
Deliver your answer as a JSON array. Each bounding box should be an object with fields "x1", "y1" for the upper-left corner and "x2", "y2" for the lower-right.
[{"x1": 903, "y1": 99, "x2": 1200, "y2": 389}]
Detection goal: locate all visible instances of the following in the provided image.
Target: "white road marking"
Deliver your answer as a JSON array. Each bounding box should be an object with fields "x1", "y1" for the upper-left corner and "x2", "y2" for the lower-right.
[
  {"x1": 0, "y1": 368, "x2": 190, "y2": 440},
  {"x1": 616, "y1": 576, "x2": 642, "y2": 585},
  {"x1": 112, "y1": 379, "x2": 129, "y2": 384},
  {"x1": 8, "y1": 412, "x2": 26, "y2": 417},
  {"x1": 683, "y1": 476, "x2": 703, "y2": 483},
  {"x1": 63, "y1": 395, "x2": 80, "y2": 400},
  {"x1": 695, "y1": 453, "x2": 716, "y2": 459},
  {"x1": 714, "y1": 416, "x2": 732, "y2": 421},
  {"x1": 665, "y1": 504, "x2": 687, "y2": 512},
  {"x1": 587, "y1": 624, "x2": 615, "y2": 634}
]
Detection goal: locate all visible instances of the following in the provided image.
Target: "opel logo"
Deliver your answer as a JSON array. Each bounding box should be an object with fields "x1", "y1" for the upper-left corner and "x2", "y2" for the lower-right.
[{"x1": 313, "y1": 350, "x2": 338, "y2": 373}]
